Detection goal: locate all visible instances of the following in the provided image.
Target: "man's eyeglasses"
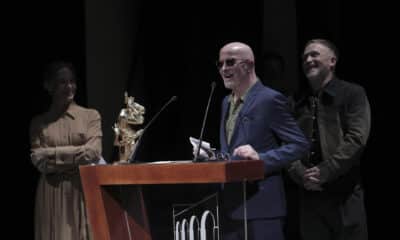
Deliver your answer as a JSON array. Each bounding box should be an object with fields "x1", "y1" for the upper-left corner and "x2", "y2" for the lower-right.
[{"x1": 216, "y1": 58, "x2": 247, "y2": 69}]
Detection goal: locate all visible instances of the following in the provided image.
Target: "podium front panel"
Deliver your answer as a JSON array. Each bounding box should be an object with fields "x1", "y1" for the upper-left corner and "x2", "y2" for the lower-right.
[{"x1": 80, "y1": 160, "x2": 264, "y2": 240}]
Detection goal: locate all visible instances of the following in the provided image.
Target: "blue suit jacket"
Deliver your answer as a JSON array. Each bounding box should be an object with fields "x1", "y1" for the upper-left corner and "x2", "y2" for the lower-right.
[{"x1": 220, "y1": 81, "x2": 309, "y2": 219}]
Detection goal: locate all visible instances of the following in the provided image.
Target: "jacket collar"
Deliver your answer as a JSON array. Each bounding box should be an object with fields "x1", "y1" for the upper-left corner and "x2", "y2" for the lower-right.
[
  {"x1": 321, "y1": 77, "x2": 339, "y2": 98},
  {"x1": 65, "y1": 102, "x2": 79, "y2": 119},
  {"x1": 47, "y1": 102, "x2": 79, "y2": 120},
  {"x1": 297, "y1": 77, "x2": 340, "y2": 106}
]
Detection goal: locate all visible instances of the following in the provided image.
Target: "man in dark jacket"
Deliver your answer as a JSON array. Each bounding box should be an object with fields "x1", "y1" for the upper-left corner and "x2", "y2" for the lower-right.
[{"x1": 288, "y1": 39, "x2": 371, "y2": 240}]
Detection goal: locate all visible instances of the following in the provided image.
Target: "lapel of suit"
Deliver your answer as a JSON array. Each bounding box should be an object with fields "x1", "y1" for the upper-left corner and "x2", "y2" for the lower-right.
[{"x1": 228, "y1": 81, "x2": 263, "y2": 150}]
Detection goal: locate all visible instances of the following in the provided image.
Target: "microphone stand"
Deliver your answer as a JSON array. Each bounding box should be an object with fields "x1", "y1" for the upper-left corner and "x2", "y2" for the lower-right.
[{"x1": 193, "y1": 82, "x2": 216, "y2": 162}]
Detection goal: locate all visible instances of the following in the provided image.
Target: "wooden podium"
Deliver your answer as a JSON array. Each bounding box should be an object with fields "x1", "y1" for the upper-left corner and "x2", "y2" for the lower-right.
[{"x1": 79, "y1": 160, "x2": 264, "y2": 240}]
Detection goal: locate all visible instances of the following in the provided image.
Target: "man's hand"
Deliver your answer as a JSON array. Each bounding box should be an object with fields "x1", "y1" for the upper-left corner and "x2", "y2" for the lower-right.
[
  {"x1": 303, "y1": 166, "x2": 323, "y2": 191},
  {"x1": 233, "y1": 144, "x2": 260, "y2": 160}
]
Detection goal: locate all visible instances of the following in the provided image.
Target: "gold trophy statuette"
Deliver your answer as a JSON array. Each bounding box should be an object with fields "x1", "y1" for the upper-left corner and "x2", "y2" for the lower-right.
[{"x1": 113, "y1": 92, "x2": 145, "y2": 164}]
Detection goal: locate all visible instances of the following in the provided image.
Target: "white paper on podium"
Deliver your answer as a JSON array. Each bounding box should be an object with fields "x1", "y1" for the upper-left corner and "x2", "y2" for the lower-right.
[
  {"x1": 144, "y1": 160, "x2": 193, "y2": 164},
  {"x1": 189, "y1": 136, "x2": 216, "y2": 159},
  {"x1": 189, "y1": 137, "x2": 215, "y2": 150}
]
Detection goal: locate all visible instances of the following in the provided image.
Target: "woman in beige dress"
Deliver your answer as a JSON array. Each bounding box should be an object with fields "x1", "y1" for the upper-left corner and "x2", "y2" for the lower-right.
[{"x1": 30, "y1": 61, "x2": 102, "y2": 240}]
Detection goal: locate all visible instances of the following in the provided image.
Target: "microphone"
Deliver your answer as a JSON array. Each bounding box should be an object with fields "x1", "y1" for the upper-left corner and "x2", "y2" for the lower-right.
[
  {"x1": 129, "y1": 96, "x2": 178, "y2": 163},
  {"x1": 193, "y1": 82, "x2": 216, "y2": 162}
]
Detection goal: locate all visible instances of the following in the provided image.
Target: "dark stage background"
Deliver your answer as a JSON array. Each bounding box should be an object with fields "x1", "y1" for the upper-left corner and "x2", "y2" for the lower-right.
[{"x1": 11, "y1": 0, "x2": 387, "y2": 239}]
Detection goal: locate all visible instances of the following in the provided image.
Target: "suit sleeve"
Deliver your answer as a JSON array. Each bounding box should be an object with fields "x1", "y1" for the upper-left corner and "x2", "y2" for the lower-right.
[{"x1": 258, "y1": 94, "x2": 310, "y2": 175}]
